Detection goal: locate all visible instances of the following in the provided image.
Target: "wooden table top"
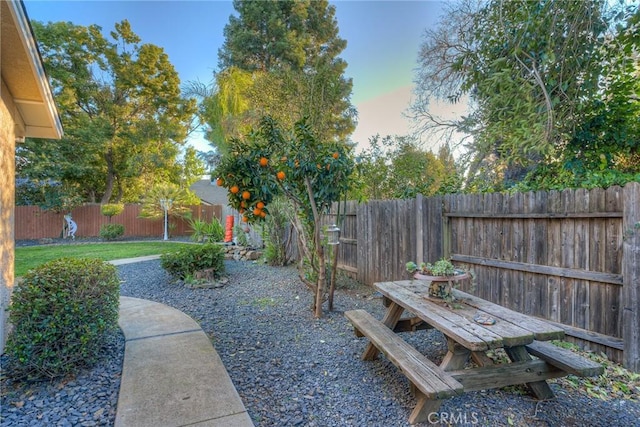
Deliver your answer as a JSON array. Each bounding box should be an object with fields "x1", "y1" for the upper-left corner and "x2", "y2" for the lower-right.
[{"x1": 374, "y1": 280, "x2": 565, "y2": 352}]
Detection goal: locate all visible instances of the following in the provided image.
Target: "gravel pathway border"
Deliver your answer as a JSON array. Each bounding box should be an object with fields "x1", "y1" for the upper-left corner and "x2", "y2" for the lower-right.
[{"x1": 2, "y1": 259, "x2": 639, "y2": 426}]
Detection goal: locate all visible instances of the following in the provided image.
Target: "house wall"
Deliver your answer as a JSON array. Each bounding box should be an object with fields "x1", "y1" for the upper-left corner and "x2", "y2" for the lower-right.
[{"x1": 0, "y1": 79, "x2": 19, "y2": 354}]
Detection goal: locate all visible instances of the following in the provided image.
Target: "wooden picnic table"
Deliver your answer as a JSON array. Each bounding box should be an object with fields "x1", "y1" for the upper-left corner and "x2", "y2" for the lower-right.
[{"x1": 345, "y1": 280, "x2": 603, "y2": 424}]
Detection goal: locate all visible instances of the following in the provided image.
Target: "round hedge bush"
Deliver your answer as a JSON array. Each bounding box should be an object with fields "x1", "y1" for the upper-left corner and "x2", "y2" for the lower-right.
[
  {"x1": 6, "y1": 258, "x2": 120, "y2": 379},
  {"x1": 99, "y1": 223, "x2": 125, "y2": 240},
  {"x1": 160, "y1": 243, "x2": 225, "y2": 280}
]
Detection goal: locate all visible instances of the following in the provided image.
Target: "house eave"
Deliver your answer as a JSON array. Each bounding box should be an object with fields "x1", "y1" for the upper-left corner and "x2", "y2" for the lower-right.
[{"x1": 2, "y1": 0, "x2": 63, "y2": 140}]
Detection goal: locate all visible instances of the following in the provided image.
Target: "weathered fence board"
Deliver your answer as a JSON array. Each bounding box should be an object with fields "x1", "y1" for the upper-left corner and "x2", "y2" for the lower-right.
[
  {"x1": 622, "y1": 182, "x2": 640, "y2": 371},
  {"x1": 328, "y1": 184, "x2": 638, "y2": 370}
]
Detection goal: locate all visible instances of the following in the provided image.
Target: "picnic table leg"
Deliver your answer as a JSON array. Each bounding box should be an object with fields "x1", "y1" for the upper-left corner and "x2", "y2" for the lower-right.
[
  {"x1": 362, "y1": 302, "x2": 404, "y2": 361},
  {"x1": 440, "y1": 338, "x2": 471, "y2": 371},
  {"x1": 404, "y1": 338, "x2": 469, "y2": 425},
  {"x1": 471, "y1": 351, "x2": 495, "y2": 367},
  {"x1": 504, "y1": 345, "x2": 555, "y2": 400},
  {"x1": 409, "y1": 391, "x2": 443, "y2": 425}
]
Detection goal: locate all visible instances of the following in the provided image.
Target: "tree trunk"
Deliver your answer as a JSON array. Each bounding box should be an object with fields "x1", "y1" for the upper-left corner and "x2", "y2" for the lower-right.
[
  {"x1": 304, "y1": 177, "x2": 325, "y2": 318},
  {"x1": 314, "y1": 219, "x2": 325, "y2": 318},
  {"x1": 101, "y1": 149, "x2": 116, "y2": 203}
]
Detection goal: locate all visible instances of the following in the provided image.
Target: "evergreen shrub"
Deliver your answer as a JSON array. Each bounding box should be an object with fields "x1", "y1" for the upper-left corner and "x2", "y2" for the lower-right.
[
  {"x1": 6, "y1": 258, "x2": 120, "y2": 379},
  {"x1": 99, "y1": 223, "x2": 125, "y2": 240},
  {"x1": 160, "y1": 244, "x2": 225, "y2": 280}
]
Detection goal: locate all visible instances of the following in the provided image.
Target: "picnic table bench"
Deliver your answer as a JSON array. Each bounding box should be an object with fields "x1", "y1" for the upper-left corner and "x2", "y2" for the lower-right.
[{"x1": 345, "y1": 280, "x2": 603, "y2": 424}]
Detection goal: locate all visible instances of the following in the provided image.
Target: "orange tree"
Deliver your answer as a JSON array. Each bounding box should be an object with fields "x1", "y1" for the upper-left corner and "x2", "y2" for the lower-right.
[{"x1": 216, "y1": 117, "x2": 354, "y2": 317}]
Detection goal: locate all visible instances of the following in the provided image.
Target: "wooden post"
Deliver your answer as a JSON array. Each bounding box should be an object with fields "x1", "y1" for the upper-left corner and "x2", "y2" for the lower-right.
[
  {"x1": 442, "y1": 195, "x2": 451, "y2": 259},
  {"x1": 416, "y1": 194, "x2": 424, "y2": 263},
  {"x1": 623, "y1": 182, "x2": 640, "y2": 372}
]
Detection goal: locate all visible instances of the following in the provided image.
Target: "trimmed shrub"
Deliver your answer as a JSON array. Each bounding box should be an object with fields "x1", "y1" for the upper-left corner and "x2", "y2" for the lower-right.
[
  {"x1": 160, "y1": 244, "x2": 225, "y2": 280},
  {"x1": 188, "y1": 218, "x2": 224, "y2": 243},
  {"x1": 100, "y1": 203, "x2": 125, "y2": 222},
  {"x1": 5, "y1": 258, "x2": 120, "y2": 379},
  {"x1": 233, "y1": 225, "x2": 249, "y2": 247},
  {"x1": 262, "y1": 196, "x2": 292, "y2": 266},
  {"x1": 99, "y1": 223, "x2": 125, "y2": 240}
]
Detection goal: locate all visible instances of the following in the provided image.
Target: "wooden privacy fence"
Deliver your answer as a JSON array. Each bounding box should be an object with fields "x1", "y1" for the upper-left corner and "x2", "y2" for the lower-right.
[
  {"x1": 328, "y1": 183, "x2": 640, "y2": 371},
  {"x1": 15, "y1": 204, "x2": 222, "y2": 239}
]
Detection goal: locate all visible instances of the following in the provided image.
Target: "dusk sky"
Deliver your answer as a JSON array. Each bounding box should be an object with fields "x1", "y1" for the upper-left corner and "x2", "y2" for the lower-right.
[{"x1": 23, "y1": 0, "x2": 455, "y2": 152}]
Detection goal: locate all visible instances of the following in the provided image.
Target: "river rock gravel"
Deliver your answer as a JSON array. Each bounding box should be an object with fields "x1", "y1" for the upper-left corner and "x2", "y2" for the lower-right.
[{"x1": 2, "y1": 258, "x2": 640, "y2": 426}]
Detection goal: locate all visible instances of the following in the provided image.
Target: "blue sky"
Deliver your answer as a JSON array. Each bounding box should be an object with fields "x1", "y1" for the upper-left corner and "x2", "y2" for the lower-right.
[{"x1": 23, "y1": 0, "x2": 446, "y2": 151}]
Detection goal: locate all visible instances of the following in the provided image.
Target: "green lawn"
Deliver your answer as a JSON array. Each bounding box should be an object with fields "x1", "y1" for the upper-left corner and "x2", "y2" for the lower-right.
[{"x1": 15, "y1": 241, "x2": 194, "y2": 277}]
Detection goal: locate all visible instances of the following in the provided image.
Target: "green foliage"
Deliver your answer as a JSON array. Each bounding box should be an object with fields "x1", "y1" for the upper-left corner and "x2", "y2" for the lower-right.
[
  {"x1": 189, "y1": 218, "x2": 224, "y2": 243},
  {"x1": 23, "y1": 20, "x2": 197, "y2": 203},
  {"x1": 160, "y1": 244, "x2": 225, "y2": 280},
  {"x1": 406, "y1": 258, "x2": 456, "y2": 276},
  {"x1": 199, "y1": 0, "x2": 355, "y2": 153},
  {"x1": 233, "y1": 225, "x2": 249, "y2": 247},
  {"x1": 14, "y1": 178, "x2": 84, "y2": 212},
  {"x1": 101, "y1": 203, "x2": 124, "y2": 221},
  {"x1": 548, "y1": 340, "x2": 640, "y2": 401},
  {"x1": 413, "y1": 0, "x2": 639, "y2": 192},
  {"x1": 139, "y1": 183, "x2": 198, "y2": 220},
  {"x1": 180, "y1": 146, "x2": 208, "y2": 188},
  {"x1": 220, "y1": 0, "x2": 346, "y2": 73},
  {"x1": 215, "y1": 117, "x2": 354, "y2": 316},
  {"x1": 5, "y1": 258, "x2": 119, "y2": 379},
  {"x1": 216, "y1": 117, "x2": 354, "y2": 224},
  {"x1": 353, "y1": 135, "x2": 463, "y2": 200},
  {"x1": 260, "y1": 196, "x2": 293, "y2": 266},
  {"x1": 99, "y1": 223, "x2": 125, "y2": 240}
]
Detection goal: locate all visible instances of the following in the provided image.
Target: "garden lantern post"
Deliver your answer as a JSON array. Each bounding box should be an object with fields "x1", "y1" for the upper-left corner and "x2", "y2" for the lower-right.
[
  {"x1": 160, "y1": 198, "x2": 173, "y2": 240},
  {"x1": 326, "y1": 223, "x2": 340, "y2": 246}
]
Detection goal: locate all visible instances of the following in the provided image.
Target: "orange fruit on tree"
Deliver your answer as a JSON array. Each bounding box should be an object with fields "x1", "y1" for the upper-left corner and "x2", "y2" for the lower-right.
[
  {"x1": 239, "y1": 208, "x2": 245, "y2": 214},
  {"x1": 216, "y1": 177, "x2": 224, "y2": 186},
  {"x1": 253, "y1": 207, "x2": 262, "y2": 216},
  {"x1": 256, "y1": 201, "x2": 265, "y2": 209},
  {"x1": 276, "y1": 171, "x2": 286, "y2": 180},
  {"x1": 259, "y1": 157, "x2": 269, "y2": 167},
  {"x1": 260, "y1": 210, "x2": 267, "y2": 218},
  {"x1": 240, "y1": 200, "x2": 247, "y2": 208},
  {"x1": 242, "y1": 190, "x2": 251, "y2": 200},
  {"x1": 332, "y1": 152, "x2": 339, "y2": 159},
  {"x1": 242, "y1": 216, "x2": 249, "y2": 223},
  {"x1": 230, "y1": 185, "x2": 239, "y2": 194}
]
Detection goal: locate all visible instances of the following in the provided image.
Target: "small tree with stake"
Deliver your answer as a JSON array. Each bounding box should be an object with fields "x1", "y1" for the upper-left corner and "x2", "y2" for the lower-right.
[{"x1": 216, "y1": 117, "x2": 354, "y2": 317}]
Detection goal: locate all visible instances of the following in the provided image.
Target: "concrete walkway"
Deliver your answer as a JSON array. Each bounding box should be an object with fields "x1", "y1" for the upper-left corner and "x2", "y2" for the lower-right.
[{"x1": 115, "y1": 295, "x2": 254, "y2": 427}]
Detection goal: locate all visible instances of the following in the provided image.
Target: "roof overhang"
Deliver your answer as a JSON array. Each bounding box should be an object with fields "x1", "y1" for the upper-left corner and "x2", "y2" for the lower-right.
[{"x1": 1, "y1": 0, "x2": 62, "y2": 139}]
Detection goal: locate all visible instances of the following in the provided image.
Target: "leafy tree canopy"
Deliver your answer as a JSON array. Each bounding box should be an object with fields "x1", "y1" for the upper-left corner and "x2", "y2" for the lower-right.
[
  {"x1": 353, "y1": 135, "x2": 463, "y2": 200},
  {"x1": 412, "y1": 0, "x2": 639, "y2": 192},
  {"x1": 192, "y1": 0, "x2": 355, "y2": 154},
  {"x1": 215, "y1": 116, "x2": 355, "y2": 317},
  {"x1": 17, "y1": 20, "x2": 199, "y2": 205}
]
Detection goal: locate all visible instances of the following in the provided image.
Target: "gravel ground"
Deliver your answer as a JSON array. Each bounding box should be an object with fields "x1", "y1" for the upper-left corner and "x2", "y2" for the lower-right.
[{"x1": 2, "y1": 258, "x2": 640, "y2": 426}]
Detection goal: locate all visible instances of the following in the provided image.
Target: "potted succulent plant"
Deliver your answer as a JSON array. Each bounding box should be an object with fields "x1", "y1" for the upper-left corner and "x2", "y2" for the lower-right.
[{"x1": 406, "y1": 258, "x2": 470, "y2": 300}]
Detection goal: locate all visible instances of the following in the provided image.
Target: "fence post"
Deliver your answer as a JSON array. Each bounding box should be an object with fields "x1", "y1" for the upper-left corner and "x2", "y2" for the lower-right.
[
  {"x1": 623, "y1": 182, "x2": 640, "y2": 372},
  {"x1": 416, "y1": 194, "x2": 423, "y2": 263},
  {"x1": 441, "y1": 195, "x2": 451, "y2": 259}
]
